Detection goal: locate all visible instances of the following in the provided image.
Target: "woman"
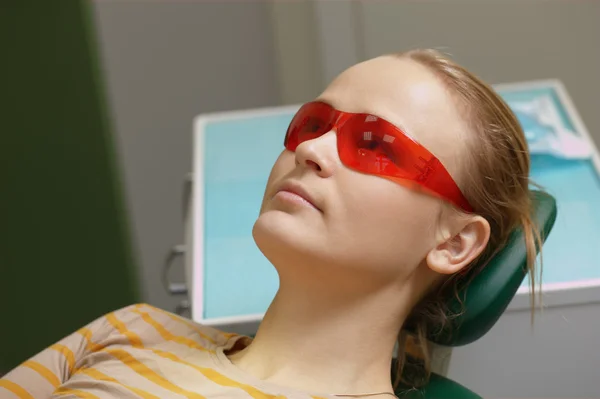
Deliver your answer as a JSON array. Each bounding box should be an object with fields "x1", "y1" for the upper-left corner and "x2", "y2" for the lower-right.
[{"x1": 1, "y1": 49, "x2": 540, "y2": 399}]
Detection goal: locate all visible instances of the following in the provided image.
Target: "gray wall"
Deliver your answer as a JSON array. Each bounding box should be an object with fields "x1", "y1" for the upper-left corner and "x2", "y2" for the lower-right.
[
  {"x1": 274, "y1": 1, "x2": 600, "y2": 147},
  {"x1": 449, "y1": 303, "x2": 600, "y2": 398},
  {"x1": 93, "y1": 1, "x2": 280, "y2": 313},
  {"x1": 358, "y1": 1, "x2": 600, "y2": 147}
]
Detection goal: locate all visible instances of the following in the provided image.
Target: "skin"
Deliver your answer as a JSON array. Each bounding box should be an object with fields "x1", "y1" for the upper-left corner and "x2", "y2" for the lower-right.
[{"x1": 228, "y1": 55, "x2": 491, "y2": 397}]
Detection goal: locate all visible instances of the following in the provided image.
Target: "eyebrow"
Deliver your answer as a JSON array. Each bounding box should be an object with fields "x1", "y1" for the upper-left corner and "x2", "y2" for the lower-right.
[{"x1": 314, "y1": 96, "x2": 417, "y2": 141}]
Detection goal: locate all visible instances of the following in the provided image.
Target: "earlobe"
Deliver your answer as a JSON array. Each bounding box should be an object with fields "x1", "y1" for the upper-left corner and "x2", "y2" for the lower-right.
[
  {"x1": 426, "y1": 216, "x2": 491, "y2": 275},
  {"x1": 426, "y1": 243, "x2": 465, "y2": 275}
]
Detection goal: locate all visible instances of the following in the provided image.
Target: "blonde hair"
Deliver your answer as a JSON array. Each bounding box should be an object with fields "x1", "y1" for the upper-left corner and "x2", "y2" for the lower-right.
[{"x1": 393, "y1": 49, "x2": 543, "y2": 389}]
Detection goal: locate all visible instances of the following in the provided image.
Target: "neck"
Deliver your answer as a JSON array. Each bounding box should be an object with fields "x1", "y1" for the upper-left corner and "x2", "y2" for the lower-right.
[{"x1": 229, "y1": 275, "x2": 409, "y2": 396}]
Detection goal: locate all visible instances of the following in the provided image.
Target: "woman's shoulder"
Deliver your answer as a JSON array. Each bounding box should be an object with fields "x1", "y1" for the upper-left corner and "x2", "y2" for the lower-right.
[{"x1": 107, "y1": 303, "x2": 239, "y2": 349}]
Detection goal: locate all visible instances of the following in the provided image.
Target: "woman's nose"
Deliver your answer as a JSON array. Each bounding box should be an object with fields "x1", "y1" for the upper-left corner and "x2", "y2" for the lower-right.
[{"x1": 294, "y1": 130, "x2": 338, "y2": 177}]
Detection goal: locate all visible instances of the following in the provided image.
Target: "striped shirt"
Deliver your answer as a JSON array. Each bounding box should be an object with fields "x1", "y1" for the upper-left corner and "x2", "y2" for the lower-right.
[{"x1": 0, "y1": 304, "x2": 333, "y2": 399}]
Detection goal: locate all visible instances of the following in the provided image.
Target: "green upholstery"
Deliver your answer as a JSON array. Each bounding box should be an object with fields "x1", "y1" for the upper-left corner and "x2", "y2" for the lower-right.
[
  {"x1": 395, "y1": 190, "x2": 557, "y2": 398},
  {"x1": 0, "y1": 2, "x2": 139, "y2": 373}
]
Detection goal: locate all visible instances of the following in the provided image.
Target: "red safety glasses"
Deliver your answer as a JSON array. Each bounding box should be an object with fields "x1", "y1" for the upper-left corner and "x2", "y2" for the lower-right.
[{"x1": 284, "y1": 101, "x2": 473, "y2": 212}]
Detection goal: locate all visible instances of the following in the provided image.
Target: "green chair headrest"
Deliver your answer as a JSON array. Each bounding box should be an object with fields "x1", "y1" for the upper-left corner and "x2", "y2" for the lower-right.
[{"x1": 430, "y1": 190, "x2": 557, "y2": 346}]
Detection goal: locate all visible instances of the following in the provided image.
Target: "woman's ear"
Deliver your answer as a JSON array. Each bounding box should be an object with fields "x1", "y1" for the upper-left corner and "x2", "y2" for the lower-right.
[{"x1": 426, "y1": 215, "x2": 490, "y2": 275}]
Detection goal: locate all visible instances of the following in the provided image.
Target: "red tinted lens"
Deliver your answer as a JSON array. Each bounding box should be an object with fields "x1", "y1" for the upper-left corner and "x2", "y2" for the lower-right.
[
  {"x1": 337, "y1": 113, "x2": 473, "y2": 212},
  {"x1": 284, "y1": 102, "x2": 337, "y2": 151},
  {"x1": 337, "y1": 114, "x2": 424, "y2": 179}
]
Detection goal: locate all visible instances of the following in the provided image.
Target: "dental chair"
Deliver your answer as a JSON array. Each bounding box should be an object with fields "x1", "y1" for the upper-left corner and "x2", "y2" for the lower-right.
[{"x1": 394, "y1": 190, "x2": 557, "y2": 398}]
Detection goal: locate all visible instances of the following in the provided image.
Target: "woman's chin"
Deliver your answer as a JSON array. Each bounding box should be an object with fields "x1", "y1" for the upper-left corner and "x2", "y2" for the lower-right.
[
  {"x1": 252, "y1": 211, "x2": 324, "y2": 265},
  {"x1": 253, "y1": 211, "x2": 302, "y2": 249},
  {"x1": 252, "y1": 212, "x2": 400, "y2": 290}
]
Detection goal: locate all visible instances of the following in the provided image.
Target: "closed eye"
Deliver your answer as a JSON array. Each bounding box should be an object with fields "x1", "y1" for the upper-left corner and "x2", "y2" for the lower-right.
[{"x1": 357, "y1": 137, "x2": 398, "y2": 164}]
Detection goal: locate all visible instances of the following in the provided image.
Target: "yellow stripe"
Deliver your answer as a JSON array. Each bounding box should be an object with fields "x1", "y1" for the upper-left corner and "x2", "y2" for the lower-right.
[
  {"x1": 22, "y1": 360, "x2": 60, "y2": 388},
  {"x1": 151, "y1": 348, "x2": 284, "y2": 399},
  {"x1": 50, "y1": 344, "x2": 76, "y2": 374},
  {"x1": 0, "y1": 380, "x2": 34, "y2": 399},
  {"x1": 131, "y1": 308, "x2": 213, "y2": 353},
  {"x1": 138, "y1": 304, "x2": 238, "y2": 342},
  {"x1": 221, "y1": 331, "x2": 240, "y2": 339},
  {"x1": 199, "y1": 367, "x2": 281, "y2": 399},
  {"x1": 136, "y1": 304, "x2": 225, "y2": 344},
  {"x1": 77, "y1": 311, "x2": 278, "y2": 399},
  {"x1": 53, "y1": 386, "x2": 102, "y2": 399},
  {"x1": 77, "y1": 327, "x2": 105, "y2": 352},
  {"x1": 78, "y1": 326, "x2": 93, "y2": 341},
  {"x1": 105, "y1": 312, "x2": 144, "y2": 348},
  {"x1": 77, "y1": 328, "x2": 106, "y2": 353},
  {"x1": 128, "y1": 308, "x2": 281, "y2": 399},
  {"x1": 79, "y1": 329, "x2": 203, "y2": 399},
  {"x1": 105, "y1": 349, "x2": 206, "y2": 399},
  {"x1": 77, "y1": 367, "x2": 161, "y2": 399},
  {"x1": 80, "y1": 314, "x2": 202, "y2": 398}
]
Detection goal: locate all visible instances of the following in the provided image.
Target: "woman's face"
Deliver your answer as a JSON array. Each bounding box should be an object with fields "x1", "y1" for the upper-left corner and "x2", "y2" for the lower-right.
[{"x1": 253, "y1": 56, "x2": 477, "y2": 289}]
